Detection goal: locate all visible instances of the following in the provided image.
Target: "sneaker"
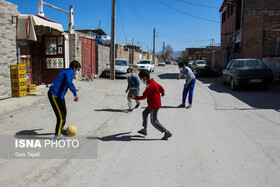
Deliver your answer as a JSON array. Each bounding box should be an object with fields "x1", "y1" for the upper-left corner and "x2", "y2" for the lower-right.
[
  {"x1": 137, "y1": 129, "x2": 147, "y2": 136},
  {"x1": 186, "y1": 104, "x2": 192, "y2": 109},
  {"x1": 135, "y1": 103, "x2": 140, "y2": 108},
  {"x1": 162, "y1": 131, "x2": 172, "y2": 140},
  {"x1": 61, "y1": 128, "x2": 67, "y2": 135},
  {"x1": 177, "y1": 103, "x2": 185, "y2": 108},
  {"x1": 53, "y1": 134, "x2": 65, "y2": 140}
]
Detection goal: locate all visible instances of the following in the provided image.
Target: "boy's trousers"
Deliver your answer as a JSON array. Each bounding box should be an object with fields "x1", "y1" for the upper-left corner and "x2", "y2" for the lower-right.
[
  {"x1": 182, "y1": 78, "x2": 196, "y2": 104},
  {"x1": 127, "y1": 90, "x2": 140, "y2": 109},
  {"x1": 142, "y1": 107, "x2": 166, "y2": 133},
  {"x1": 48, "y1": 92, "x2": 67, "y2": 135}
]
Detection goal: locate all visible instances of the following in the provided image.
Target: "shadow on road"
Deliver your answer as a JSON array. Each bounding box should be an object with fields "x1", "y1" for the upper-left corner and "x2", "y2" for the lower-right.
[
  {"x1": 141, "y1": 106, "x2": 179, "y2": 109},
  {"x1": 89, "y1": 132, "x2": 161, "y2": 142},
  {"x1": 198, "y1": 77, "x2": 280, "y2": 111},
  {"x1": 158, "y1": 73, "x2": 178, "y2": 80},
  {"x1": 94, "y1": 109, "x2": 128, "y2": 113},
  {"x1": 15, "y1": 129, "x2": 54, "y2": 139}
]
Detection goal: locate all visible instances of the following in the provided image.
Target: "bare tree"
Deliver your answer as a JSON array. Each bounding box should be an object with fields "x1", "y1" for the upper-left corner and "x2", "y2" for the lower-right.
[{"x1": 161, "y1": 45, "x2": 173, "y2": 61}]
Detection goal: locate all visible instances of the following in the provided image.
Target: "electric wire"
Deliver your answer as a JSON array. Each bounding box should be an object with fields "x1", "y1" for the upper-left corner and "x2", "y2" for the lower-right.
[
  {"x1": 155, "y1": 0, "x2": 219, "y2": 23},
  {"x1": 175, "y1": 0, "x2": 219, "y2": 9}
]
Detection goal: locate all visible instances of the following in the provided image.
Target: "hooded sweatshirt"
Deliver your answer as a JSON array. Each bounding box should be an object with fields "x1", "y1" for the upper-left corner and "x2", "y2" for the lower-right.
[{"x1": 48, "y1": 68, "x2": 77, "y2": 99}]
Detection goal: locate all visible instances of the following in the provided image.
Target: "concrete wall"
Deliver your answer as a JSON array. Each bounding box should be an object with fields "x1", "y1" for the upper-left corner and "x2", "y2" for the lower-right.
[
  {"x1": 0, "y1": 0, "x2": 18, "y2": 99},
  {"x1": 64, "y1": 33, "x2": 70, "y2": 68},
  {"x1": 97, "y1": 44, "x2": 110, "y2": 76},
  {"x1": 116, "y1": 44, "x2": 129, "y2": 60},
  {"x1": 69, "y1": 33, "x2": 82, "y2": 78},
  {"x1": 133, "y1": 51, "x2": 140, "y2": 65}
]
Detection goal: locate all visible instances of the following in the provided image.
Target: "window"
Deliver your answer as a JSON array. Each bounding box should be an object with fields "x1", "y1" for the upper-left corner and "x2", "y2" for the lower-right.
[
  {"x1": 222, "y1": 12, "x2": 226, "y2": 23},
  {"x1": 115, "y1": 60, "x2": 128, "y2": 66},
  {"x1": 229, "y1": 61, "x2": 236, "y2": 70},
  {"x1": 227, "y1": 8, "x2": 230, "y2": 18},
  {"x1": 236, "y1": 59, "x2": 266, "y2": 69},
  {"x1": 226, "y1": 60, "x2": 234, "y2": 69}
]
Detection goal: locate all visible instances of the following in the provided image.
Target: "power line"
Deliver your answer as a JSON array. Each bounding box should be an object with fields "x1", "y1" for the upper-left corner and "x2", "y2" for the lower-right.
[
  {"x1": 175, "y1": 0, "x2": 219, "y2": 9},
  {"x1": 45, "y1": 0, "x2": 71, "y2": 7},
  {"x1": 155, "y1": 0, "x2": 219, "y2": 23},
  {"x1": 156, "y1": 31, "x2": 213, "y2": 43},
  {"x1": 75, "y1": 0, "x2": 90, "y2": 6},
  {"x1": 116, "y1": 0, "x2": 127, "y2": 39},
  {"x1": 124, "y1": 0, "x2": 151, "y2": 30}
]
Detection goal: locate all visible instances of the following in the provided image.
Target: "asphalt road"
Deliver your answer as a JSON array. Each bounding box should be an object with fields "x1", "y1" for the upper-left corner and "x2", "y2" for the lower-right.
[{"x1": 0, "y1": 65, "x2": 280, "y2": 186}]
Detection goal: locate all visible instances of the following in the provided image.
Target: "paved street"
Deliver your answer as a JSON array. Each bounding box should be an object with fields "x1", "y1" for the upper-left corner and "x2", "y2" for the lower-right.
[{"x1": 0, "y1": 65, "x2": 280, "y2": 186}]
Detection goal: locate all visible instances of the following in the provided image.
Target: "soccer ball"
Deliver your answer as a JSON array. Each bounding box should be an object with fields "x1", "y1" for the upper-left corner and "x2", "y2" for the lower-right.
[{"x1": 66, "y1": 125, "x2": 77, "y2": 136}]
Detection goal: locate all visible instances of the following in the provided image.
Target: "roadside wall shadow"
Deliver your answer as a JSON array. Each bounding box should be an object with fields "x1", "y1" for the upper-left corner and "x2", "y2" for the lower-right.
[
  {"x1": 198, "y1": 77, "x2": 280, "y2": 111},
  {"x1": 88, "y1": 132, "x2": 161, "y2": 142}
]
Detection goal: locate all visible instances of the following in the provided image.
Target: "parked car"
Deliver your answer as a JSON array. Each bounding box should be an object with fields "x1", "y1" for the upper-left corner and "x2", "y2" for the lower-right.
[
  {"x1": 158, "y1": 60, "x2": 166, "y2": 66},
  {"x1": 191, "y1": 60, "x2": 208, "y2": 72},
  {"x1": 105, "y1": 59, "x2": 130, "y2": 78},
  {"x1": 188, "y1": 61, "x2": 194, "y2": 68},
  {"x1": 137, "y1": 60, "x2": 155, "y2": 72},
  {"x1": 222, "y1": 58, "x2": 273, "y2": 90}
]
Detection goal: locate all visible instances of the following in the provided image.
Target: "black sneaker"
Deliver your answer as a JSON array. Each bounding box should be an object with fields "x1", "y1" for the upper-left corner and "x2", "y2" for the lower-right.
[{"x1": 177, "y1": 104, "x2": 185, "y2": 108}]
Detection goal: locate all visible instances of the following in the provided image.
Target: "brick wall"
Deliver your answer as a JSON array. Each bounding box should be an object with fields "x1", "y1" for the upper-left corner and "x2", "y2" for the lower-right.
[
  {"x1": 244, "y1": 0, "x2": 280, "y2": 16},
  {"x1": 0, "y1": 0, "x2": 18, "y2": 99},
  {"x1": 242, "y1": 13, "x2": 280, "y2": 58},
  {"x1": 96, "y1": 44, "x2": 110, "y2": 76}
]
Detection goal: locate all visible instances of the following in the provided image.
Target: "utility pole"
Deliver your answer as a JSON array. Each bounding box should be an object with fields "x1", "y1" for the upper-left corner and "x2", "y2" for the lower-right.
[
  {"x1": 69, "y1": 5, "x2": 74, "y2": 34},
  {"x1": 153, "y1": 28, "x2": 155, "y2": 64},
  {"x1": 38, "y1": 0, "x2": 44, "y2": 16},
  {"x1": 110, "y1": 0, "x2": 116, "y2": 80},
  {"x1": 98, "y1": 19, "x2": 101, "y2": 29},
  {"x1": 162, "y1": 41, "x2": 165, "y2": 61},
  {"x1": 39, "y1": 1, "x2": 74, "y2": 34}
]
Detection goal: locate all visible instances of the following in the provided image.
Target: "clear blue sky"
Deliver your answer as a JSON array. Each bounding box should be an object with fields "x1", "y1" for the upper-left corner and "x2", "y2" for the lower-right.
[{"x1": 7, "y1": 0, "x2": 223, "y2": 52}]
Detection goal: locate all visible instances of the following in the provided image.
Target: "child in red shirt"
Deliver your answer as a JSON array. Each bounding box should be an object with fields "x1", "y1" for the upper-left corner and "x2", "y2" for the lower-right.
[{"x1": 131, "y1": 70, "x2": 172, "y2": 140}]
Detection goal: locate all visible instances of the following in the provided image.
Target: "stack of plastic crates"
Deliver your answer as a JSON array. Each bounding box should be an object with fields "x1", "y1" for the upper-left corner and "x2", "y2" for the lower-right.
[{"x1": 10, "y1": 64, "x2": 27, "y2": 97}]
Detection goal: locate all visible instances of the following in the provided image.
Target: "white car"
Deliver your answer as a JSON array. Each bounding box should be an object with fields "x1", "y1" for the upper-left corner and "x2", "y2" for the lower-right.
[
  {"x1": 191, "y1": 60, "x2": 208, "y2": 71},
  {"x1": 137, "y1": 60, "x2": 155, "y2": 72},
  {"x1": 105, "y1": 59, "x2": 130, "y2": 78},
  {"x1": 158, "y1": 61, "x2": 166, "y2": 66}
]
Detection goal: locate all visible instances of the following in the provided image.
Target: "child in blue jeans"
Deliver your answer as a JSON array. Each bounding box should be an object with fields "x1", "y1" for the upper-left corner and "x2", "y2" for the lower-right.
[{"x1": 177, "y1": 62, "x2": 196, "y2": 109}]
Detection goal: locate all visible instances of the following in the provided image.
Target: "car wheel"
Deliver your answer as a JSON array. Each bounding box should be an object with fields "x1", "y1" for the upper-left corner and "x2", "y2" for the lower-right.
[{"x1": 230, "y1": 78, "x2": 238, "y2": 90}]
